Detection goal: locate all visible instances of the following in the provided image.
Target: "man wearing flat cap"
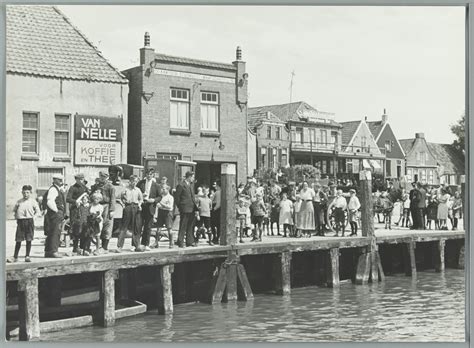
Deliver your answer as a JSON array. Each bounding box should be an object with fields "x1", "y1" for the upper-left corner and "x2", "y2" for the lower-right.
[
  {"x1": 66, "y1": 173, "x2": 90, "y2": 254},
  {"x1": 91, "y1": 171, "x2": 116, "y2": 253},
  {"x1": 44, "y1": 173, "x2": 66, "y2": 258}
]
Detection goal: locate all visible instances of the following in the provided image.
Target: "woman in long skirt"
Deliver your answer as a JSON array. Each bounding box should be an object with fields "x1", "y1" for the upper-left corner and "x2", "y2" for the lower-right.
[
  {"x1": 437, "y1": 188, "x2": 450, "y2": 230},
  {"x1": 296, "y1": 181, "x2": 315, "y2": 237}
]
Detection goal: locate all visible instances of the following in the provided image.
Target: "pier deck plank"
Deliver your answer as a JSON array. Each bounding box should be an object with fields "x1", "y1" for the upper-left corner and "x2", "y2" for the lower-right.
[{"x1": 6, "y1": 227, "x2": 465, "y2": 281}]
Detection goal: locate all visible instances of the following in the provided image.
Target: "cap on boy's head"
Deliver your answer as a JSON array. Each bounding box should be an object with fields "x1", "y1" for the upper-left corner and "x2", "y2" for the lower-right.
[
  {"x1": 349, "y1": 189, "x2": 356, "y2": 194},
  {"x1": 74, "y1": 173, "x2": 85, "y2": 179},
  {"x1": 22, "y1": 185, "x2": 32, "y2": 191},
  {"x1": 99, "y1": 171, "x2": 109, "y2": 178},
  {"x1": 147, "y1": 168, "x2": 155, "y2": 174},
  {"x1": 185, "y1": 171, "x2": 194, "y2": 179},
  {"x1": 52, "y1": 173, "x2": 64, "y2": 180}
]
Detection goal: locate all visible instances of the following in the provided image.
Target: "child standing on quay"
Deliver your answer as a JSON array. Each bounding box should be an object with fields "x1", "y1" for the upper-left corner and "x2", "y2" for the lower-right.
[
  {"x1": 279, "y1": 192, "x2": 294, "y2": 237},
  {"x1": 73, "y1": 192, "x2": 91, "y2": 256},
  {"x1": 8, "y1": 185, "x2": 41, "y2": 263},
  {"x1": 270, "y1": 197, "x2": 281, "y2": 236},
  {"x1": 196, "y1": 186, "x2": 213, "y2": 245},
  {"x1": 262, "y1": 201, "x2": 271, "y2": 236},
  {"x1": 87, "y1": 192, "x2": 104, "y2": 256},
  {"x1": 250, "y1": 193, "x2": 267, "y2": 242},
  {"x1": 236, "y1": 199, "x2": 248, "y2": 243},
  {"x1": 153, "y1": 185, "x2": 175, "y2": 249}
]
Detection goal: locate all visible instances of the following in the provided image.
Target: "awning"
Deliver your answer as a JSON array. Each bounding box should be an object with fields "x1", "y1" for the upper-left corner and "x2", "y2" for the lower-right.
[
  {"x1": 369, "y1": 159, "x2": 382, "y2": 169},
  {"x1": 362, "y1": 159, "x2": 371, "y2": 169}
]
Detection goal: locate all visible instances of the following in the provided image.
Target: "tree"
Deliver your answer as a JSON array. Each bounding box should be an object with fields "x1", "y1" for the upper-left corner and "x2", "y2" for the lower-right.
[{"x1": 450, "y1": 113, "x2": 465, "y2": 156}]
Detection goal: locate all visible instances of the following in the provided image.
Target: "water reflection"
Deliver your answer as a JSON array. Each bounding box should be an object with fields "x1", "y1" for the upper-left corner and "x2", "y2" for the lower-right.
[{"x1": 41, "y1": 270, "x2": 465, "y2": 342}]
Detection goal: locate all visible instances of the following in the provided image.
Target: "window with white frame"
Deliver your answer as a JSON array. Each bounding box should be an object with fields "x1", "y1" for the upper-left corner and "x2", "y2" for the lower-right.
[
  {"x1": 428, "y1": 169, "x2": 434, "y2": 184},
  {"x1": 407, "y1": 168, "x2": 413, "y2": 181},
  {"x1": 54, "y1": 114, "x2": 70, "y2": 155},
  {"x1": 321, "y1": 130, "x2": 327, "y2": 145},
  {"x1": 419, "y1": 151, "x2": 426, "y2": 165},
  {"x1": 272, "y1": 149, "x2": 277, "y2": 168},
  {"x1": 281, "y1": 148, "x2": 288, "y2": 166},
  {"x1": 385, "y1": 140, "x2": 391, "y2": 153},
  {"x1": 267, "y1": 125, "x2": 272, "y2": 139},
  {"x1": 361, "y1": 136, "x2": 367, "y2": 151},
  {"x1": 295, "y1": 127, "x2": 303, "y2": 143},
  {"x1": 170, "y1": 88, "x2": 190, "y2": 129},
  {"x1": 421, "y1": 169, "x2": 427, "y2": 183},
  {"x1": 276, "y1": 126, "x2": 281, "y2": 140},
  {"x1": 200, "y1": 92, "x2": 219, "y2": 131},
  {"x1": 22, "y1": 112, "x2": 39, "y2": 154}
]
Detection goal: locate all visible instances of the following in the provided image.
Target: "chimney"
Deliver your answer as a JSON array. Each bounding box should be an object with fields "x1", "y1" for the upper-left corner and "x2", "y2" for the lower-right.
[
  {"x1": 140, "y1": 32, "x2": 155, "y2": 66},
  {"x1": 236, "y1": 46, "x2": 242, "y2": 61},
  {"x1": 381, "y1": 108, "x2": 388, "y2": 124},
  {"x1": 233, "y1": 46, "x2": 247, "y2": 109},
  {"x1": 415, "y1": 132, "x2": 425, "y2": 139}
]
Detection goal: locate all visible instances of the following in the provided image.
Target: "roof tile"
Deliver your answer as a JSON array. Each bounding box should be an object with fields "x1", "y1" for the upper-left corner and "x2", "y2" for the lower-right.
[{"x1": 6, "y1": 5, "x2": 127, "y2": 84}]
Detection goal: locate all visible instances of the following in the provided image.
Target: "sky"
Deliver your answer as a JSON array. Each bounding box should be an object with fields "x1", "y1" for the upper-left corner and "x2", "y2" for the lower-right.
[{"x1": 59, "y1": 5, "x2": 465, "y2": 144}]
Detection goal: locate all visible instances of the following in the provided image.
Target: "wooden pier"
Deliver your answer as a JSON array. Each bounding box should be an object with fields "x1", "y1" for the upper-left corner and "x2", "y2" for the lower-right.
[
  {"x1": 4, "y1": 168, "x2": 466, "y2": 340},
  {"x1": 5, "y1": 229, "x2": 465, "y2": 341}
]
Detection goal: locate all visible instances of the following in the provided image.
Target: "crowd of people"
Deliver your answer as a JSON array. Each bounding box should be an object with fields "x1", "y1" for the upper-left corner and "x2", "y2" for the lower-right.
[
  {"x1": 388, "y1": 181, "x2": 464, "y2": 231},
  {"x1": 6, "y1": 168, "x2": 463, "y2": 263}
]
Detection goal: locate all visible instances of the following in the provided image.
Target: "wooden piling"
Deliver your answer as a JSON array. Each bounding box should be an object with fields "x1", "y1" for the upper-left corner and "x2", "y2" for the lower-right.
[
  {"x1": 326, "y1": 248, "x2": 340, "y2": 287},
  {"x1": 159, "y1": 264, "x2": 174, "y2": 314},
  {"x1": 404, "y1": 242, "x2": 417, "y2": 277},
  {"x1": 236, "y1": 264, "x2": 254, "y2": 300},
  {"x1": 458, "y1": 244, "x2": 465, "y2": 269},
  {"x1": 211, "y1": 266, "x2": 227, "y2": 304},
  {"x1": 220, "y1": 163, "x2": 237, "y2": 246},
  {"x1": 275, "y1": 251, "x2": 292, "y2": 295},
  {"x1": 18, "y1": 277, "x2": 40, "y2": 341},
  {"x1": 434, "y1": 239, "x2": 446, "y2": 272},
  {"x1": 226, "y1": 253, "x2": 238, "y2": 301},
  {"x1": 356, "y1": 170, "x2": 384, "y2": 283},
  {"x1": 98, "y1": 269, "x2": 118, "y2": 327}
]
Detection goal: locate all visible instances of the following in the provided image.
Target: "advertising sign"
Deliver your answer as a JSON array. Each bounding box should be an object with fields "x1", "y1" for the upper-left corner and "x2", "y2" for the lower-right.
[{"x1": 74, "y1": 115, "x2": 122, "y2": 166}]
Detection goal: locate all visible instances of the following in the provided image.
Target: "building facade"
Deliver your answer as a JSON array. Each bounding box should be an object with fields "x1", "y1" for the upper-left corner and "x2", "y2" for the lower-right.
[
  {"x1": 123, "y1": 33, "x2": 248, "y2": 187},
  {"x1": 248, "y1": 110, "x2": 290, "y2": 171},
  {"x1": 338, "y1": 119, "x2": 385, "y2": 182},
  {"x1": 367, "y1": 111, "x2": 406, "y2": 179},
  {"x1": 6, "y1": 6, "x2": 129, "y2": 212},
  {"x1": 399, "y1": 133, "x2": 439, "y2": 185},
  {"x1": 400, "y1": 133, "x2": 465, "y2": 186},
  {"x1": 248, "y1": 102, "x2": 342, "y2": 178}
]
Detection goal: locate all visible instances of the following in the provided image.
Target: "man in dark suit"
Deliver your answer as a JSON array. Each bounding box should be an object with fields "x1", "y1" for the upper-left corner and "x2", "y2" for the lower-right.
[
  {"x1": 417, "y1": 182, "x2": 427, "y2": 230},
  {"x1": 137, "y1": 168, "x2": 162, "y2": 249},
  {"x1": 175, "y1": 171, "x2": 197, "y2": 247},
  {"x1": 409, "y1": 182, "x2": 419, "y2": 229}
]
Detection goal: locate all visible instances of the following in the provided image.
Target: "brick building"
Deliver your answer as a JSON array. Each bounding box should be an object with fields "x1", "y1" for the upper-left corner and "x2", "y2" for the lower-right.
[
  {"x1": 367, "y1": 110, "x2": 405, "y2": 180},
  {"x1": 6, "y1": 5, "x2": 128, "y2": 213},
  {"x1": 248, "y1": 110, "x2": 290, "y2": 171},
  {"x1": 123, "y1": 33, "x2": 248, "y2": 188}
]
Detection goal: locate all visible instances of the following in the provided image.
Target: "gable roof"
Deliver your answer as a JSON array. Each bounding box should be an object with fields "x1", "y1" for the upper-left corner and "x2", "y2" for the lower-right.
[
  {"x1": 399, "y1": 139, "x2": 416, "y2": 155},
  {"x1": 366, "y1": 121, "x2": 385, "y2": 140},
  {"x1": 248, "y1": 110, "x2": 284, "y2": 129},
  {"x1": 248, "y1": 101, "x2": 341, "y2": 127},
  {"x1": 427, "y1": 143, "x2": 465, "y2": 175},
  {"x1": 6, "y1": 5, "x2": 127, "y2": 84},
  {"x1": 154, "y1": 53, "x2": 236, "y2": 71},
  {"x1": 339, "y1": 121, "x2": 361, "y2": 145}
]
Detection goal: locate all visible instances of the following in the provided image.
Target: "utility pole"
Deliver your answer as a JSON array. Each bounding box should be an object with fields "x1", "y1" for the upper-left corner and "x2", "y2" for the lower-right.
[{"x1": 289, "y1": 70, "x2": 295, "y2": 104}]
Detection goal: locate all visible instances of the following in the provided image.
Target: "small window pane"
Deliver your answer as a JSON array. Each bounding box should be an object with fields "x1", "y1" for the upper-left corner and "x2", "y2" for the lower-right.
[
  {"x1": 23, "y1": 113, "x2": 38, "y2": 129},
  {"x1": 54, "y1": 132, "x2": 69, "y2": 154},
  {"x1": 22, "y1": 130, "x2": 37, "y2": 153}
]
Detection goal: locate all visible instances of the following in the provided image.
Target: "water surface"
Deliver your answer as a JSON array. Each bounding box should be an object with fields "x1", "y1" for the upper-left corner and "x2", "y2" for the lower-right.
[{"x1": 41, "y1": 270, "x2": 465, "y2": 342}]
